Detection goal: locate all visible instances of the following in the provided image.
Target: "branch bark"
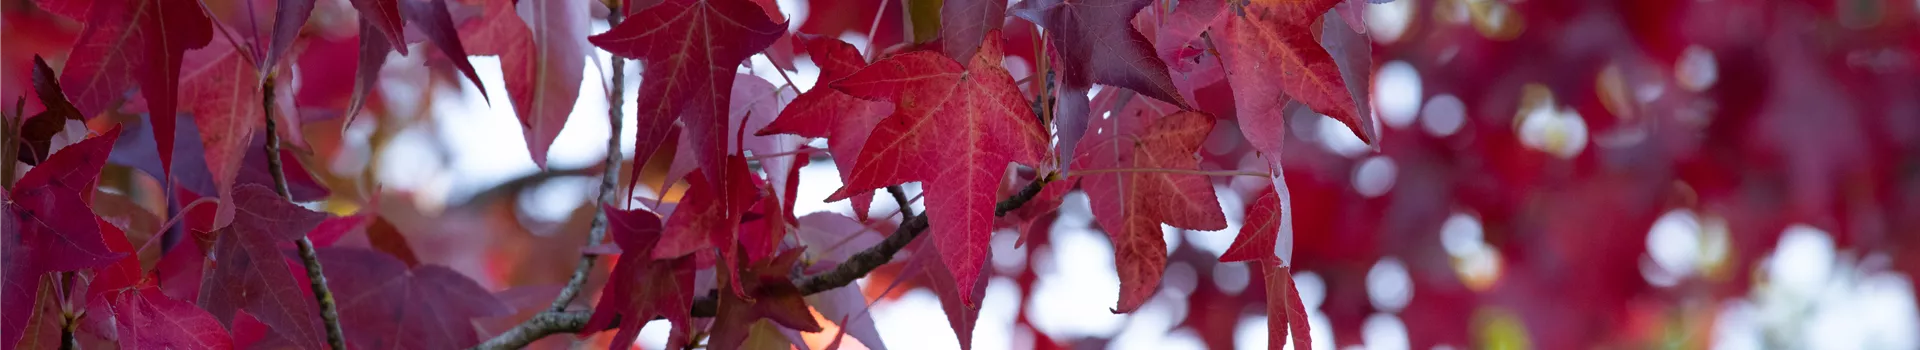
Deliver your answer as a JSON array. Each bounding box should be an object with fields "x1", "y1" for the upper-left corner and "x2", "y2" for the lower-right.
[
  {"x1": 263, "y1": 79, "x2": 349, "y2": 350},
  {"x1": 470, "y1": 178, "x2": 1053, "y2": 350},
  {"x1": 547, "y1": 8, "x2": 629, "y2": 312}
]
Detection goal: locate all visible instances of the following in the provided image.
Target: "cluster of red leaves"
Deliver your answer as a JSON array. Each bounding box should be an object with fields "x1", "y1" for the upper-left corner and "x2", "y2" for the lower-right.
[{"x1": 3, "y1": 0, "x2": 1377, "y2": 347}]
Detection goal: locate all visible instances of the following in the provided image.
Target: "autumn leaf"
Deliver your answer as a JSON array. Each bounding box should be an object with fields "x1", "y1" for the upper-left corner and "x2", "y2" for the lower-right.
[
  {"x1": 1262, "y1": 263, "x2": 1310, "y2": 350},
  {"x1": 583, "y1": 205, "x2": 698, "y2": 349},
  {"x1": 1012, "y1": 0, "x2": 1190, "y2": 108},
  {"x1": 196, "y1": 184, "x2": 329, "y2": 350},
  {"x1": 178, "y1": 42, "x2": 266, "y2": 230},
  {"x1": 588, "y1": 0, "x2": 785, "y2": 200},
  {"x1": 826, "y1": 30, "x2": 1049, "y2": 304},
  {"x1": 654, "y1": 155, "x2": 758, "y2": 260},
  {"x1": 345, "y1": 21, "x2": 391, "y2": 121},
  {"x1": 1068, "y1": 110, "x2": 1225, "y2": 312},
  {"x1": 1214, "y1": 0, "x2": 1368, "y2": 147},
  {"x1": 461, "y1": 0, "x2": 589, "y2": 168},
  {"x1": 352, "y1": 0, "x2": 408, "y2": 56},
  {"x1": 757, "y1": 35, "x2": 894, "y2": 221},
  {"x1": 1220, "y1": 184, "x2": 1284, "y2": 263},
  {"x1": 109, "y1": 286, "x2": 236, "y2": 349},
  {"x1": 265, "y1": 0, "x2": 318, "y2": 70},
  {"x1": 709, "y1": 249, "x2": 824, "y2": 350},
  {"x1": 56, "y1": 0, "x2": 213, "y2": 177},
  {"x1": 939, "y1": 0, "x2": 1007, "y2": 62},
  {"x1": 1, "y1": 126, "x2": 124, "y2": 350},
  {"x1": 911, "y1": 238, "x2": 990, "y2": 350},
  {"x1": 318, "y1": 247, "x2": 512, "y2": 349},
  {"x1": 402, "y1": 0, "x2": 489, "y2": 103}
]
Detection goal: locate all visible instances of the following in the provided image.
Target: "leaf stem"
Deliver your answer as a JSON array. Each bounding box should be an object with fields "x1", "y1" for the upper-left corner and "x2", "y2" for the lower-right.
[
  {"x1": 470, "y1": 178, "x2": 1053, "y2": 350},
  {"x1": 1067, "y1": 167, "x2": 1271, "y2": 178},
  {"x1": 263, "y1": 79, "x2": 349, "y2": 350},
  {"x1": 548, "y1": 8, "x2": 630, "y2": 313}
]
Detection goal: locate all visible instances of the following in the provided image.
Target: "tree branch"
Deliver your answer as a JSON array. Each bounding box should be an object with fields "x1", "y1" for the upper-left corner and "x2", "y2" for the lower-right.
[
  {"x1": 263, "y1": 79, "x2": 349, "y2": 350},
  {"x1": 471, "y1": 178, "x2": 1053, "y2": 350},
  {"x1": 548, "y1": 8, "x2": 629, "y2": 312}
]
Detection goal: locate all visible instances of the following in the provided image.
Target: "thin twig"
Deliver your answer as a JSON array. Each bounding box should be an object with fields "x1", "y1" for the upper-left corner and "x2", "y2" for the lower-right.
[
  {"x1": 548, "y1": 9, "x2": 630, "y2": 313},
  {"x1": 470, "y1": 178, "x2": 1053, "y2": 350},
  {"x1": 1067, "y1": 167, "x2": 1271, "y2": 178},
  {"x1": 263, "y1": 79, "x2": 348, "y2": 350},
  {"x1": 886, "y1": 185, "x2": 913, "y2": 218}
]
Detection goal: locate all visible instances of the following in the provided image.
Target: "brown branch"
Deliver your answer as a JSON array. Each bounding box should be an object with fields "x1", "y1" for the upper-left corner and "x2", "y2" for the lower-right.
[
  {"x1": 263, "y1": 79, "x2": 348, "y2": 350},
  {"x1": 547, "y1": 8, "x2": 630, "y2": 312},
  {"x1": 470, "y1": 178, "x2": 1053, "y2": 350}
]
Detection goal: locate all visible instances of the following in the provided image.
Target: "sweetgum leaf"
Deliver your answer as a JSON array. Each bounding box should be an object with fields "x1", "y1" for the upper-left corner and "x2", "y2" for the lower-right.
[
  {"x1": 461, "y1": 0, "x2": 589, "y2": 168},
  {"x1": 1069, "y1": 110, "x2": 1225, "y2": 312},
  {"x1": 196, "y1": 184, "x2": 329, "y2": 350},
  {"x1": 110, "y1": 287, "x2": 235, "y2": 349},
  {"x1": 583, "y1": 205, "x2": 698, "y2": 349},
  {"x1": 2, "y1": 126, "x2": 124, "y2": 350},
  {"x1": 345, "y1": 21, "x2": 392, "y2": 121},
  {"x1": 1262, "y1": 264, "x2": 1310, "y2": 350},
  {"x1": 57, "y1": 0, "x2": 213, "y2": 177},
  {"x1": 351, "y1": 0, "x2": 409, "y2": 55},
  {"x1": 178, "y1": 42, "x2": 267, "y2": 229},
  {"x1": 1214, "y1": 0, "x2": 1368, "y2": 146},
  {"x1": 402, "y1": 0, "x2": 490, "y2": 102},
  {"x1": 1013, "y1": 0, "x2": 1190, "y2": 108},
  {"x1": 319, "y1": 247, "x2": 511, "y2": 349},
  {"x1": 588, "y1": 0, "x2": 784, "y2": 200},
  {"x1": 757, "y1": 35, "x2": 894, "y2": 221},
  {"x1": 1220, "y1": 185, "x2": 1283, "y2": 263},
  {"x1": 265, "y1": 0, "x2": 317, "y2": 70},
  {"x1": 826, "y1": 30, "x2": 1049, "y2": 304},
  {"x1": 709, "y1": 250, "x2": 823, "y2": 350},
  {"x1": 939, "y1": 0, "x2": 1007, "y2": 62}
]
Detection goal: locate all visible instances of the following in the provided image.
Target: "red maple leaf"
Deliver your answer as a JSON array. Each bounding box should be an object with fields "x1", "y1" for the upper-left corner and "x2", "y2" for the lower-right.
[
  {"x1": 1212, "y1": 0, "x2": 1369, "y2": 146},
  {"x1": 588, "y1": 0, "x2": 785, "y2": 200},
  {"x1": 826, "y1": 30, "x2": 1050, "y2": 304},
  {"x1": 318, "y1": 247, "x2": 512, "y2": 349},
  {"x1": 912, "y1": 238, "x2": 991, "y2": 350},
  {"x1": 1068, "y1": 110, "x2": 1225, "y2": 312},
  {"x1": 1, "y1": 126, "x2": 124, "y2": 350},
  {"x1": 757, "y1": 35, "x2": 895, "y2": 221},
  {"x1": 55, "y1": 0, "x2": 212, "y2": 177},
  {"x1": 1012, "y1": 0, "x2": 1190, "y2": 108},
  {"x1": 583, "y1": 205, "x2": 698, "y2": 349},
  {"x1": 460, "y1": 0, "x2": 589, "y2": 168},
  {"x1": 195, "y1": 184, "x2": 330, "y2": 350},
  {"x1": 708, "y1": 249, "x2": 824, "y2": 350}
]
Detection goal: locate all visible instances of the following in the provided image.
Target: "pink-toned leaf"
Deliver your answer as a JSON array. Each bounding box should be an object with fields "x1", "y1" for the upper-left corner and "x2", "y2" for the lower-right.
[
  {"x1": 265, "y1": 0, "x2": 317, "y2": 70},
  {"x1": 1220, "y1": 185, "x2": 1282, "y2": 262},
  {"x1": 461, "y1": 0, "x2": 589, "y2": 168},
  {"x1": 351, "y1": 0, "x2": 408, "y2": 55},
  {"x1": 1263, "y1": 264, "x2": 1310, "y2": 350},
  {"x1": 179, "y1": 42, "x2": 266, "y2": 230},
  {"x1": 710, "y1": 249, "x2": 822, "y2": 350},
  {"x1": 2, "y1": 127, "x2": 125, "y2": 349}
]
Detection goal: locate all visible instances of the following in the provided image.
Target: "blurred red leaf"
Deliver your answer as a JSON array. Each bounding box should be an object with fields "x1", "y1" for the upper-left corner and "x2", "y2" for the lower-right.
[
  {"x1": 319, "y1": 247, "x2": 511, "y2": 349},
  {"x1": 196, "y1": 184, "x2": 329, "y2": 350}
]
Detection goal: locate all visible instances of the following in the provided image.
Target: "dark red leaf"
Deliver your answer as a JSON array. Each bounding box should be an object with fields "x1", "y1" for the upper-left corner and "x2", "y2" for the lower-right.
[
  {"x1": 757, "y1": 35, "x2": 893, "y2": 221},
  {"x1": 461, "y1": 0, "x2": 589, "y2": 168},
  {"x1": 1013, "y1": 0, "x2": 1189, "y2": 108},
  {"x1": 583, "y1": 205, "x2": 697, "y2": 349},
  {"x1": 1213, "y1": 0, "x2": 1366, "y2": 146},
  {"x1": 709, "y1": 250, "x2": 823, "y2": 350},
  {"x1": 826, "y1": 30, "x2": 1049, "y2": 305},
  {"x1": 196, "y1": 184, "x2": 329, "y2": 350},
  {"x1": 2, "y1": 127, "x2": 124, "y2": 349},
  {"x1": 939, "y1": 0, "x2": 1008, "y2": 62},
  {"x1": 588, "y1": 0, "x2": 784, "y2": 200},
  {"x1": 265, "y1": 0, "x2": 317, "y2": 70},
  {"x1": 58, "y1": 0, "x2": 213, "y2": 176},
  {"x1": 350, "y1": 0, "x2": 408, "y2": 55},
  {"x1": 402, "y1": 0, "x2": 489, "y2": 103},
  {"x1": 1220, "y1": 185, "x2": 1283, "y2": 263},
  {"x1": 319, "y1": 247, "x2": 512, "y2": 349}
]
